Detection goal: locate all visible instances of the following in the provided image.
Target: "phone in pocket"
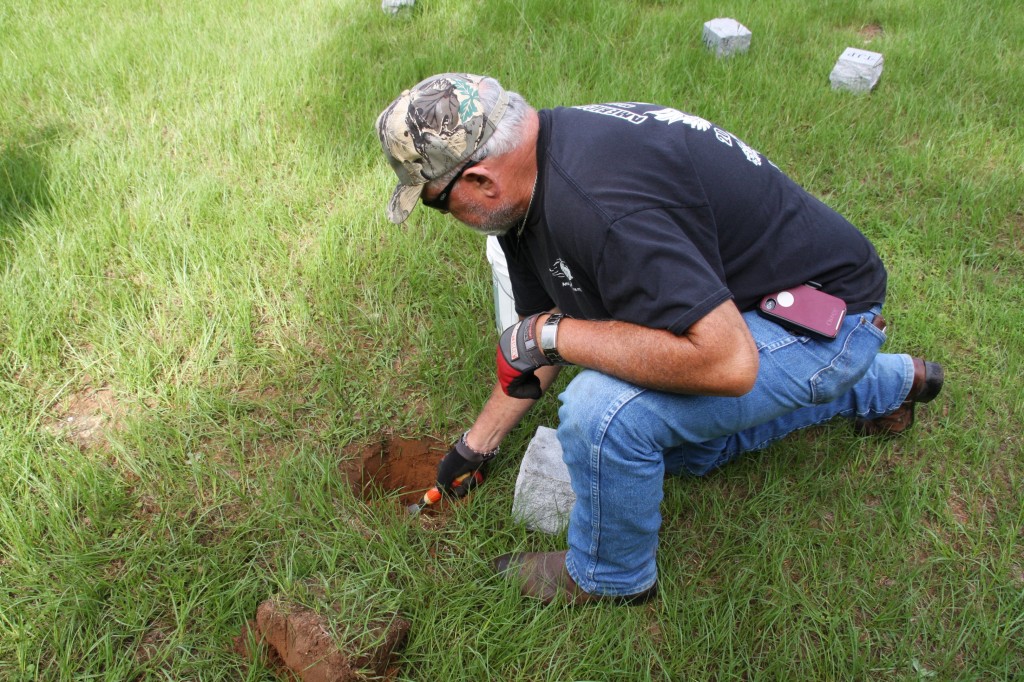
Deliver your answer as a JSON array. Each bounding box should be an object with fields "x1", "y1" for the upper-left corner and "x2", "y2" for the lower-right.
[{"x1": 758, "y1": 284, "x2": 847, "y2": 340}]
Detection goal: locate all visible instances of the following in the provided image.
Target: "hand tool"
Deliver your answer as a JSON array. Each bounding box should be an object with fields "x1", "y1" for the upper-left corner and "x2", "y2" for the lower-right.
[{"x1": 406, "y1": 470, "x2": 484, "y2": 515}]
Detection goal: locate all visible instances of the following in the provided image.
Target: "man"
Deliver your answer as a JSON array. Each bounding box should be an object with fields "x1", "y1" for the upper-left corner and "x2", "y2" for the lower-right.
[{"x1": 374, "y1": 73, "x2": 943, "y2": 605}]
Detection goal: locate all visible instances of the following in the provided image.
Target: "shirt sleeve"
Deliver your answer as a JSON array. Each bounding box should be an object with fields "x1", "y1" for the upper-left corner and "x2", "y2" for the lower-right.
[{"x1": 597, "y1": 207, "x2": 732, "y2": 335}]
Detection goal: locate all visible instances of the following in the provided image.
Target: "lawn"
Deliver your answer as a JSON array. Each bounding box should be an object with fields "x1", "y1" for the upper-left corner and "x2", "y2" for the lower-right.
[{"x1": 1, "y1": 0, "x2": 1022, "y2": 679}]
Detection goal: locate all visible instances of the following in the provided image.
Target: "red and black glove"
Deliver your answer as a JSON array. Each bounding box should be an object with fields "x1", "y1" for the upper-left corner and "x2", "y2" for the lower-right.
[
  {"x1": 496, "y1": 314, "x2": 550, "y2": 399},
  {"x1": 436, "y1": 432, "x2": 496, "y2": 496}
]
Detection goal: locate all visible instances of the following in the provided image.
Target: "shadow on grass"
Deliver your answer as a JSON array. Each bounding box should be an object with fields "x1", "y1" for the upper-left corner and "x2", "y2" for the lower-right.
[{"x1": 1, "y1": 125, "x2": 60, "y2": 269}]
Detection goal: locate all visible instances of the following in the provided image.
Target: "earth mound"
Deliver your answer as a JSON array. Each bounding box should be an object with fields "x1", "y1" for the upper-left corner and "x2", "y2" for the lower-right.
[{"x1": 239, "y1": 597, "x2": 409, "y2": 682}]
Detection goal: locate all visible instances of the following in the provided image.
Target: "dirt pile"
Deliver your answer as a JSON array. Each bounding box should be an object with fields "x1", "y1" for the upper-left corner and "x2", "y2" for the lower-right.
[
  {"x1": 242, "y1": 598, "x2": 409, "y2": 682},
  {"x1": 45, "y1": 383, "x2": 125, "y2": 449}
]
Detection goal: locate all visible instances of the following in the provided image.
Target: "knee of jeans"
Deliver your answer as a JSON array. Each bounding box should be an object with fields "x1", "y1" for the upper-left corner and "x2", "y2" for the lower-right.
[
  {"x1": 557, "y1": 371, "x2": 646, "y2": 462},
  {"x1": 558, "y1": 372, "x2": 607, "y2": 452},
  {"x1": 809, "y1": 316, "x2": 885, "y2": 404}
]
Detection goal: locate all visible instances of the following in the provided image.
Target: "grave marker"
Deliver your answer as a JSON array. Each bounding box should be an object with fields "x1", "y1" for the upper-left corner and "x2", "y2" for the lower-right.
[
  {"x1": 512, "y1": 426, "x2": 576, "y2": 534},
  {"x1": 829, "y1": 47, "x2": 884, "y2": 93},
  {"x1": 702, "y1": 18, "x2": 752, "y2": 57}
]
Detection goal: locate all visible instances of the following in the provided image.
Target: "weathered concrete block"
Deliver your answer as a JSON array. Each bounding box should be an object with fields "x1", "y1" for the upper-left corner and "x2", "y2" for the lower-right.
[
  {"x1": 512, "y1": 426, "x2": 575, "y2": 534},
  {"x1": 702, "y1": 18, "x2": 752, "y2": 57},
  {"x1": 381, "y1": 0, "x2": 414, "y2": 15},
  {"x1": 829, "y1": 47, "x2": 884, "y2": 93}
]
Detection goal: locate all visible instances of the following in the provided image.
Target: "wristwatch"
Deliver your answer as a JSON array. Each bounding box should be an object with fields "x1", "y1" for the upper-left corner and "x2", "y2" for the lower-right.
[{"x1": 539, "y1": 313, "x2": 569, "y2": 365}]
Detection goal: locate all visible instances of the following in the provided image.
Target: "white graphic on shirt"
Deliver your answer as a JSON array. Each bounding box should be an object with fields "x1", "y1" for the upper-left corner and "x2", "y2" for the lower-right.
[
  {"x1": 574, "y1": 104, "x2": 648, "y2": 124},
  {"x1": 735, "y1": 138, "x2": 762, "y2": 166},
  {"x1": 550, "y1": 259, "x2": 582, "y2": 293},
  {"x1": 642, "y1": 107, "x2": 766, "y2": 166},
  {"x1": 647, "y1": 108, "x2": 712, "y2": 131},
  {"x1": 577, "y1": 102, "x2": 771, "y2": 168},
  {"x1": 551, "y1": 259, "x2": 573, "y2": 282},
  {"x1": 712, "y1": 125, "x2": 762, "y2": 166}
]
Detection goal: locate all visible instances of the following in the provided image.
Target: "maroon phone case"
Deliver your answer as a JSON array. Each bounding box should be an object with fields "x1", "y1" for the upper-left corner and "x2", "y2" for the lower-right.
[{"x1": 758, "y1": 285, "x2": 847, "y2": 340}]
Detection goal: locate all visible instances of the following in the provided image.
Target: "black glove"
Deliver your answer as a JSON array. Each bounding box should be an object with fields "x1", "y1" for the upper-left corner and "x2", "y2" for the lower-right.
[
  {"x1": 496, "y1": 314, "x2": 550, "y2": 399},
  {"x1": 436, "y1": 432, "x2": 497, "y2": 496}
]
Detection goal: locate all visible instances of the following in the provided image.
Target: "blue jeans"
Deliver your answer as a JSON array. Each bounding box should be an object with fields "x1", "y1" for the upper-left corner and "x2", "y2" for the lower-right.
[{"x1": 556, "y1": 306, "x2": 914, "y2": 596}]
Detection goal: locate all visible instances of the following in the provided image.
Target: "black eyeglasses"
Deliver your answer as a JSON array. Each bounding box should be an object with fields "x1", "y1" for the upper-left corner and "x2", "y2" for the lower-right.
[{"x1": 421, "y1": 159, "x2": 480, "y2": 212}]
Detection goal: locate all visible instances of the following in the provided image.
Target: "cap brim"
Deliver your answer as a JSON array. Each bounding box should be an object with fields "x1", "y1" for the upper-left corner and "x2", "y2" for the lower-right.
[{"x1": 386, "y1": 183, "x2": 424, "y2": 224}]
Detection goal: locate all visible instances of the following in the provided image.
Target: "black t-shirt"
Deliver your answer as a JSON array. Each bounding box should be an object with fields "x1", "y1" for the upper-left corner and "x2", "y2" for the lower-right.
[{"x1": 498, "y1": 104, "x2": 887, "y2": 334}]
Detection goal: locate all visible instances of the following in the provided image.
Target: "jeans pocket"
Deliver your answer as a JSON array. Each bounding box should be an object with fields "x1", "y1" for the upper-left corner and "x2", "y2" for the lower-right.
[
  {"x1": 747, "y1": 311, "x2": 809, "y2": 353},
  {"x1": 809, "y1": 315, "x2": 886, "y2": 404}
]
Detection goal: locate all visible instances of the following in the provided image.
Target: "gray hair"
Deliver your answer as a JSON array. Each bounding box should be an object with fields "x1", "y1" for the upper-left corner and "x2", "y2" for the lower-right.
[{"x1": 427, "y1": 77, "x2": 534, "y2": 190}]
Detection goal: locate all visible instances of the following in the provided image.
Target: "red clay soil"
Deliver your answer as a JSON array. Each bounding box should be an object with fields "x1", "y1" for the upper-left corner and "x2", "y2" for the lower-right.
[
  {"x1": 343, "y1": 435, "x2": 448, "y2": 508},
  {"x1": 245, "y1": 598, "x2": 409, "y2": 682}
]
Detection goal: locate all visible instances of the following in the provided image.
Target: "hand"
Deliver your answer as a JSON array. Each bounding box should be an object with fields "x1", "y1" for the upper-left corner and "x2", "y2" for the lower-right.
[
  {"x1": 496, "y1": 314, "x2": 550, "y2": 399},
  {"x1": 436, "y1": 434, "x2": 495, "y2": 496}
]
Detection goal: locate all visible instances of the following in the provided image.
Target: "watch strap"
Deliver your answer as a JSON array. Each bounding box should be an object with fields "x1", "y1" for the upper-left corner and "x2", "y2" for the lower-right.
[{"x1": 540, "y1": 313, "x2": 570, "y2": 365}]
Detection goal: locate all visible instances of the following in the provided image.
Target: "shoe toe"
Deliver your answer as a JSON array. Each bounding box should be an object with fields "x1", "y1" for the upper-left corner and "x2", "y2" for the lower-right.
[{"x1": 492, "y1": 553, "x2": 518, "y2": 575}]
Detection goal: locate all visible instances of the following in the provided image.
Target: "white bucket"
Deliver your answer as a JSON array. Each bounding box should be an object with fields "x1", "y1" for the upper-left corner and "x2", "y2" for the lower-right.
[{"x1": 485, "y1": 236, "x2": 518, "y2": 335}]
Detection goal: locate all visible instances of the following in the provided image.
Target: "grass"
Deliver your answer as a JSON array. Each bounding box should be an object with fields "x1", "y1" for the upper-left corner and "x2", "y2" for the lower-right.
[{"x1": 1, "y1": 0, "x2": 1022, "y2": 679}]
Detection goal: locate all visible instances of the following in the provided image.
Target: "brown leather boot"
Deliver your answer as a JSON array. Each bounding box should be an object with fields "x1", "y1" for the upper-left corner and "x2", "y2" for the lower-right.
[
  {"x1": 854, "y1": 357, "x2": 944, "y2": 436},
  {"x1": 492, "y1": 551, "x2": 656, "y2": 605}
]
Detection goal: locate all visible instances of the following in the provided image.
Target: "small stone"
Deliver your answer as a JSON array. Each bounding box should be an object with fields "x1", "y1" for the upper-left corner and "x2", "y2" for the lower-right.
[
  {"x1": 512, "y1": 426, "x2": 576, "y2": 534},
  {"x1": 381, "y1": 0, "x2": 414, "y2": 15},
  {"x1": 702, "y1": 18, "x2": 752, "y2": 57},
  {"x1": 829, "y1": 47, "x2": 884, "y2": 93}
]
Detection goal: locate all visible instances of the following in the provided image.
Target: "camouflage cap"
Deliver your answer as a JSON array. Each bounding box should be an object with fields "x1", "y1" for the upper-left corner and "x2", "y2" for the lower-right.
[{"x1": 375, "y1": 73, "x2": 510, "y2": 223}]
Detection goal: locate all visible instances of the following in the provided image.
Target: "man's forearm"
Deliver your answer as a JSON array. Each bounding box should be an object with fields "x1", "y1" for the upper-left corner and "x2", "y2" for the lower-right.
[
  {"x1": 464, "y1": 365, "x2": 561, "y2": 453},
  {"x1": 550, "y1": 300, "x2": 758, "y2": 396}
]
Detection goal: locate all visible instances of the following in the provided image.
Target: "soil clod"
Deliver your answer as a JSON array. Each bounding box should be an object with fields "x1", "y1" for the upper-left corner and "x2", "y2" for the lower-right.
[{"x1": 242, "y1": 597, "x2": 409, "y2": 682}]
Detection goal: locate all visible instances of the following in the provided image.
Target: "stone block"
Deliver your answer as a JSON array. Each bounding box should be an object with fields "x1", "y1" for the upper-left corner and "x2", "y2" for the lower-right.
[
  {"x1": 829, "y1": 47, "x2": 884, "y2": 93},
  {"x1": 702, "y1": 18, "x2": 752, "y2": 57},
  {"x1": 512, "y1": 426, "x2": 575, "y2": 534},
  {"x1": 381, "y1": 0, "x2": 414, "y2": 15}
]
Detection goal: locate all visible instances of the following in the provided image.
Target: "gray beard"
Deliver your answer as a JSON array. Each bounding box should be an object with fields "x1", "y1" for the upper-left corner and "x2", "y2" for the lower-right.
[{"x1": 462, "y1": 198, "x2": 524, "y2": 237}]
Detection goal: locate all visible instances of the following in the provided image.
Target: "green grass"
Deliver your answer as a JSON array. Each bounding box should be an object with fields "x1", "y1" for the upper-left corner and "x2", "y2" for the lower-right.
[{"x1": 1, "y1": 0, "x2": 1022, "y2": 679}]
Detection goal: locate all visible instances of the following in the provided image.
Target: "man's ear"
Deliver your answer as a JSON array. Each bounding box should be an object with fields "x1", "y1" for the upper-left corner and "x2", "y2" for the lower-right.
[{"x1": 462, "y1": 166, "x2": 499, "y2": 198}]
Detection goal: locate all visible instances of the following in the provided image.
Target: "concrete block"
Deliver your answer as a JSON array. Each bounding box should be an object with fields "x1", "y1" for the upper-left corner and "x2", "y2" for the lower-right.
[
  {"x1": 702, "y1": 18, "x2": 752, "y2": 57},
  {"x1": 512, "y1": 426, "x2": 576, "y2": 534},
  {"x1": 829, "y1": 47, "x2": 884, "y2": 93},
  {"x1": 381, "y1": 0, "x2": 414, "y2": 15}
]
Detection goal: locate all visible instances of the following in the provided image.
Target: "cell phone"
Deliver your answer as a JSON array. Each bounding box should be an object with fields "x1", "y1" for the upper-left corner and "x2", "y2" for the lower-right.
[{"x1": 757, "y1": 284, "x2": 847, "y2": 340}]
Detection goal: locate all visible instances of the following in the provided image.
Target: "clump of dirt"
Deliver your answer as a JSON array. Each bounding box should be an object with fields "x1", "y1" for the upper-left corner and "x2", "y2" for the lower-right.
[
  {"x1": 859, "y1": 23, "x2": 884, "y2": 42},
  {"x1": 342, "y1": 435, "x2": 448, "y2": 508},
  {"x1": 45, "y1": 384, "x2": 125, "y2": 449},
  {"x1": 238, "y1": 598, "x2": 409, "y2": 682}
]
